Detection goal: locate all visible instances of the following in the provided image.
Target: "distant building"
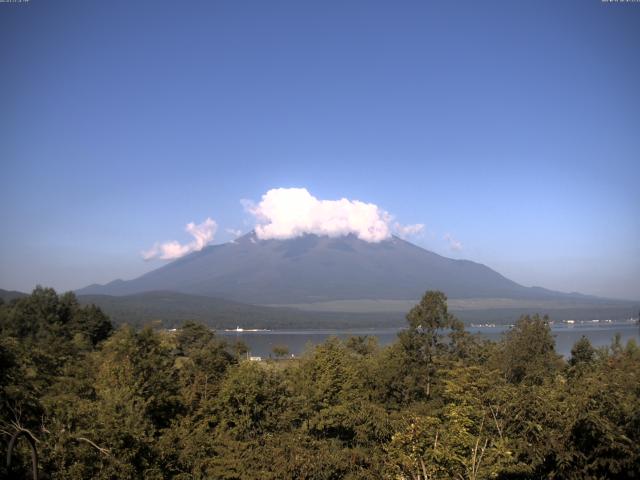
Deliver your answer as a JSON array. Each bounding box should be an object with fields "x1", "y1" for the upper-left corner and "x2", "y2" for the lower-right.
[{"x1": 249, "y1": 356, "x2": 262, "y2": 362}]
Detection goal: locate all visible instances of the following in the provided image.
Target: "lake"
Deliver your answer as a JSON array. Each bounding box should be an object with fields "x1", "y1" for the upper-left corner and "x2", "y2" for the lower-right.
[{"x1": 218, "y1": 321, "x2": 640, "y2": 359}]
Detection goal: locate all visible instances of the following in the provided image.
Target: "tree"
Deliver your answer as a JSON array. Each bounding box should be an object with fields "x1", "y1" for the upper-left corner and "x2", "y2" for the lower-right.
[
  {"x1": 176, "y1": 321, "x2": 214, "y2": 353},
  {"x1": 174, "y1": 322, "x2": 235, "y2": 413},
  {"x1": 214, "y1": 362, "x2": 289, "y2": 440},
  {"x1": 272, "y1": 344, "x2": 290, "y2": 359},
  {"x1": 569, "y1": 335, "x2": 596, "y2": 367},
  {"x1": 499, "y1": 314, "x2": 561, "y2": 385},
  {"x1": 393, "y1": 291, "x2": 464, "y2": 401},
  {"x1": 345, "y1": 335, "x2": 378, "y2": 356},
  {"x1": 0, "y1": 287, "x2": 113, "y2": 350}
]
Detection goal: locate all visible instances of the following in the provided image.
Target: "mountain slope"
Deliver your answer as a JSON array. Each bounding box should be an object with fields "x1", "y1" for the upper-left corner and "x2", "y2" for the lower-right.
[
  {"x1": 0, "y1": 288, "x2": 28, "y2": 302},
  {"x1": 77, "y1": 232, "x2": 592, "y2": 304}
]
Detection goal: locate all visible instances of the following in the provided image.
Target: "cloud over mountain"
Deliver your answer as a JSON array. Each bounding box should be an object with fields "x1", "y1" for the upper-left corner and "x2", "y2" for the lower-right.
[
  {"x1": 142, "y1": 188, "x2": 431, "y2": 260},
  {"x1": 444, "y1": 233, "x2": 463, "y2": 251},
  {"x1": 143, "y1": 217, "x2": 217, "y2": 260},
  {"x1": 394, "y1": 222, "x2": 425, "y2": 239},
  {"x1": 245, "y1": 188, "x2": 393, "y2": 243}
]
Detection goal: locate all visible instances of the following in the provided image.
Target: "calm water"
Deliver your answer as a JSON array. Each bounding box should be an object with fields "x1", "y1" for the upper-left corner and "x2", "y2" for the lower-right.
[{"x1": 218, "y1": 322, "x2": 640, "y2": 359}]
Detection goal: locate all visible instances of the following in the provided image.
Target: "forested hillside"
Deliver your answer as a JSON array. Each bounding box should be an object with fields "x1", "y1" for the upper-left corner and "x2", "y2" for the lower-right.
[
  {"x1": 1, "y1": 288, "x2": 639, "y2": 479},
  {"x1": 76, "y1": 291, "x2": 406, "y2": 329}
]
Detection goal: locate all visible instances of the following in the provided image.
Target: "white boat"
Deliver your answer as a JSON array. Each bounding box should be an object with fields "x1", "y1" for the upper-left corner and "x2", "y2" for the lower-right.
[{"x1": 222, "y1": 326, "x2": 271, "y2": 332}]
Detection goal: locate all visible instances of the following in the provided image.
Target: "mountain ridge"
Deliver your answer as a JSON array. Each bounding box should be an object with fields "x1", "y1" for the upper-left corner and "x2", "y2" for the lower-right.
[{"x1": 76, "y1": 232, "x2": 599, "y2": 304}]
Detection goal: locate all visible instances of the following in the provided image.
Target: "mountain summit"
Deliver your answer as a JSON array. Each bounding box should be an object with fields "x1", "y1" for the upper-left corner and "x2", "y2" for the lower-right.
[{"x1": 77, "y1": 232, "x2": 585, "y2": 304}]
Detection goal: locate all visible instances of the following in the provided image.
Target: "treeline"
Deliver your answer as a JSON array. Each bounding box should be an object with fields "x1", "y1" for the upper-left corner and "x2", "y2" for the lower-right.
[{"x1": 1, "y1": 287, "x2": 639, "y2": 479}]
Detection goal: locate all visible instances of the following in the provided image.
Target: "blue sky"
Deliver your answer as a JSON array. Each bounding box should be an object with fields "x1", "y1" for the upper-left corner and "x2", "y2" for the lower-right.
[{"x1": 1, "y1": 0, "x2": 639, "y2": 299}]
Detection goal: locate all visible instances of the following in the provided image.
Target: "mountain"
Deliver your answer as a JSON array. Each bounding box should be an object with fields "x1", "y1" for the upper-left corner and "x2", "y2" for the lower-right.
[
  {"x1": 0, "y1": 288, "x2": 28, "y2": 302},
  {"x1": 77, "y1": 232, "x2": 595, "y2": 304}
]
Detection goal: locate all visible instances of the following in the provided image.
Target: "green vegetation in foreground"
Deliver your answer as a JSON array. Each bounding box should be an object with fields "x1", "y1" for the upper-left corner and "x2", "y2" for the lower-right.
[{"x1": 1, "y1": 287, "x2": 639, "y2": 479}]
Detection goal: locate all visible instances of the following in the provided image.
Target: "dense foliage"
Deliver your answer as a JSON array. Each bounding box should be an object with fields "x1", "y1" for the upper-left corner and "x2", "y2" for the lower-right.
[{"x1": 1, "y1": 288, "x2": 639, "y2": 479}]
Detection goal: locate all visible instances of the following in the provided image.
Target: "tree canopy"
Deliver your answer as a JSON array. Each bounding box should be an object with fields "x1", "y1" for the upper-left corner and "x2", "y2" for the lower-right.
[{"x1": 1, "y1": 288, "x2": 639, "y2": 479}]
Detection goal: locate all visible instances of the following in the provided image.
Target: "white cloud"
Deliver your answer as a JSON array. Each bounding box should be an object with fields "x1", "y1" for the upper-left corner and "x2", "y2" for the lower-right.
[
  {"x1": 444, "y1": 233, "x2": 463, "y2": 251},
  {"x1": 240, "y1": 198, "x2": 255, "y2": 213},
  {"x1": 226, "y1": 228, "x2": 243, "y2": 238},
  {"x1": 246, "y1": 187, "x2": 392, "y2": 243},
  {"x1": 143, "y1": 217, "x2": 217, "y2": 260},
  {"x1": 394, "y1": 222, "x2": 425, "y2": 239}
]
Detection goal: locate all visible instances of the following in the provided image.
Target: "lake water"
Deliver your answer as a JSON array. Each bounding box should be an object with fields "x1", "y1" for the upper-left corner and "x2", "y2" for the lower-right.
[{"x1": 218, "y1": 322, "x2": 640, "y2": 359}]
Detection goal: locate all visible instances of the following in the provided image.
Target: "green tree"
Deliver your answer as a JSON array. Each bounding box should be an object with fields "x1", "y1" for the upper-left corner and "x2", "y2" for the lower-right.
[
  {"x1": 174, "y1": 322, "x2": 235, "y2": 414},
  {"x1": 345, "y1": 335, "x2": 378, "y2": 356},
  {"x1": 214, "y1": 362, "x2": 289, "y2": 440},
  {"x1": 383, "y1": 291, "x2": 464, "y2": 403},
  {"x1": 568, "y1": 335, "x2": 596, "y2": 367},
  {"x1": 272, "y1": 344, "x2": 290, "y2": 359},
  {"x1": 498, "y1": 314, "x2": 561, "y2": 385}
]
